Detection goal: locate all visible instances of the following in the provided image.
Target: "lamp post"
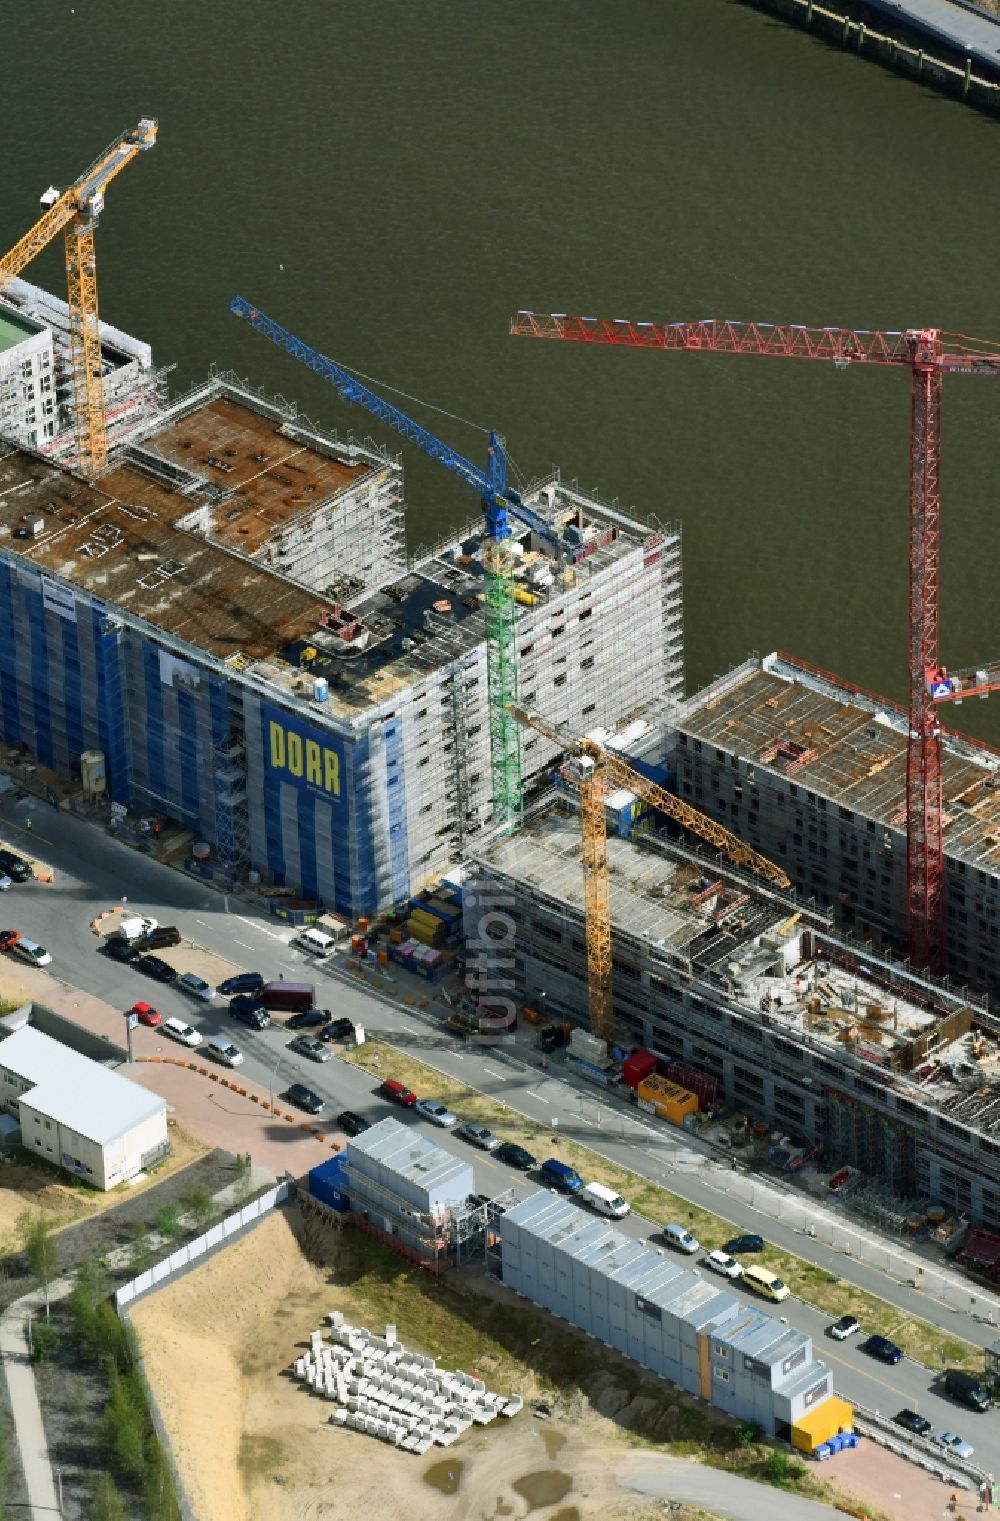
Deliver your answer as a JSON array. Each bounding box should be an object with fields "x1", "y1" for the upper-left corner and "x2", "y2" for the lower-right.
[{"x1": 268, "y1": 1050, "x2": 283, "y2": 1113}]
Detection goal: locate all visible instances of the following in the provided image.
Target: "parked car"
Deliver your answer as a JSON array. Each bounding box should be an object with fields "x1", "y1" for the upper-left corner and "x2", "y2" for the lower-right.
[
  {"x1": 217, "y1": 971, "x2": 265, "y2": 997},
  {"x1": 377, "y1": 1078, "x2": 417, "y2": 1108},
  {"x1": 724, "y1": 1234, "x2": 764, "y2": 1254},
  {"x1": 0, "y1": 873, "x2": 12, "y2": 892},
  {"x1": 416, "y1": 1099, "x2": 457, "y2": 1128},
  {"x1": 135, "y1": 954, "x2": 176, "y2": 983},
  {"x1": 893, "y1": 1409, "x2": 933, "y2": 1437},
  {"x1": 863, "y1": 1335, "x2": 903, "y2": 1365},
  {"x1": 943, "y1": 1369, "x2": 992, "y2": 1412},
  {"x1": 103, "y1": 935, "x2": 139, "y2": 964},
  {"x1": 285, "y1": 1083, "x2": 325, "y2": 1115},
  {"x1": 292, "y1": 927, "x2": 337, "y2": 958},
  {"x1": 11, "y1": 937, "x2": 51, "y2": 967},
  {"x1": 287, "y1": 1008, "x2": 330, "y2": 1031},
  {"x1": 828, "y1": 1315, "x2": 860, "y2": 1341},
  {"x1": 129, "y1": 1001, "x2": 161, "y2": 1028},
  {"x1": 743, "y1": 1265, "x2": 790, "y2": 1303},
  {"x1": 934, "y1": 1431, "x2": 974, "y2": 1460},
  {"x1": 322, "y1": 1016, "x2": 356, "y2": 1043},
  {"x1": 663, "y1": 1222, "x2": 700, "y2": 1255},
  {"x1": 206, "y1": 1037, "x2": 243, "y2": 1068},
  {"x1": 495, "y1": 1142, "x2": 536, "y2": 1171},
  {"x1": 287, "y1": 1034, "x2": 330, "y2": 1063},
  {"x1": 705, "y1": 1250, "x2": 744, "y2": 1280},
  {"x1": 162, "y1": 1017, "x2": 202, "y2": 1048},
  {"x1": 135, "y1": 925, "x2": 181, "y2": 952},
  {"x1": 229, "y1": 994, "x2": 270, "y2": 1028},
  {"x1": 457, "y1": 1121, "x2": 501, "y2": 1152},
  {"x1": 540, "y1": 1158, "x2": 584, "y2": 1194},
  {"x1": 0, "y1": 850, "x2": 32, "y2": 882},
  {"x1": 176, "y1": 972, "x2": 216, "y2": 1002},
  {"x1": 336, "y1": 1110, "x2": 370, "y2": 1137},
  {"x1": 0, "y1": 929, "x2": 21, "y2": 953}
]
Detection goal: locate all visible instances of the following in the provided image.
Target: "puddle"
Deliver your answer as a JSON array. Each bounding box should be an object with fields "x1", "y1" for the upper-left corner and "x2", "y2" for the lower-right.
[
  {"x1": 512, "y1": 1471, "x2": 573, "y2": 1511},
  {"x1": 549, "y1": 1510, "x2": 580, "y2": 1521},
  {"x1": 423, "y1": 1459, "x2": 465, "y2": 1496},
  {"x1": 539, "y1": 1428, "x2": 567, "y2": 1460}
]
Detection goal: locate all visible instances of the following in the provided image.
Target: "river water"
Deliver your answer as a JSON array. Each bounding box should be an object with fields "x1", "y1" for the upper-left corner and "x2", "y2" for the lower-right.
[{"x1": 6, "y1": 0, "x2": 1000, "y2": 735}]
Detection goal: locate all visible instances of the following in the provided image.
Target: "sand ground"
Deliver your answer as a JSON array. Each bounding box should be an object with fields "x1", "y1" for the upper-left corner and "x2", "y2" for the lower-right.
[{"x1": 130, "y1": 1209, "x2": 709, "y2": 1521}]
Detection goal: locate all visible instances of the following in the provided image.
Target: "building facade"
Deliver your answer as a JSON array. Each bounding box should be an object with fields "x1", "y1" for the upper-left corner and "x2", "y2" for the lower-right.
[
  {"x1": 670, "y1": 652, "x2": 1000, "y2": 999},
  {"x1": 0, "y1": 1025, "x2": 168, "y2": 1189}
]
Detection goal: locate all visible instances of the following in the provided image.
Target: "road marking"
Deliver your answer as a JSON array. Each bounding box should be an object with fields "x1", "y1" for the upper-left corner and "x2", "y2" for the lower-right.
[
  {"x1": 527, "y1": 1091, "x2": 549, "y2": 1104},
  {"x1": 234, "y1": 940, "x2": 254, "y2": 951},
  {"x1": 234, "y1": 914, "x2": 289, "y2": 944},
  {"x1": 195, "y1": 919, "x2": 208, "y2": 926},
  {"x1": 482, "y1": 1066, "x2": 504, "y2": 1078}
]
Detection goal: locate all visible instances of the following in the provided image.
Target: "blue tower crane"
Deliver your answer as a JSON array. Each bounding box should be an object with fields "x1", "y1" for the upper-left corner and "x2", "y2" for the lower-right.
[{"x1": 230, "y1": 294, "x2": 556, "y2": 824}]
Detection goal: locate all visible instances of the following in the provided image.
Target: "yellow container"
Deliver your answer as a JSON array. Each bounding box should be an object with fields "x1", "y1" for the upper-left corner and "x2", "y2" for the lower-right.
[
  {"x1": 636, "y1": 1075, "x2": 698, "y2": 1127},
  {"x1": 791, "y1": 1396, "x2": 853, "y2": 1453},
  {"x1": 406, "y1": 917, "x2": 445, "y2": 948},
  {"x1": 514, "y1": 586, "x2": 538, "y2": 606}
]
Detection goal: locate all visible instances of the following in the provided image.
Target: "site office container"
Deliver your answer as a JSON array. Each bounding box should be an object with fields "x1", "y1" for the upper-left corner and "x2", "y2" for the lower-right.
[
  {"x1": 260, "y1": 980, "x2": 315, "y2": 1012},
  {"x1": 636, "y1": 1075, "x2": 698, "y2": 1127},
  {"x1": 622, "y1": 1050, "x2": 657, "y2": 1090}
]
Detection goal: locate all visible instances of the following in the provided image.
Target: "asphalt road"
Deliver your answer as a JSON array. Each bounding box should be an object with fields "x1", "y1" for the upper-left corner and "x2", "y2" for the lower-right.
[{"x1": 1, "y1": 796, "x2": 999, "y2": 1475}]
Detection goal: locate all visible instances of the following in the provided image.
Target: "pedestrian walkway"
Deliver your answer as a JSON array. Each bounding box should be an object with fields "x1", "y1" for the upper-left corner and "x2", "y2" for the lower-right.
[
  {"x1": 618, "y1": 1453, "x2": 852, "y2": 1520},
  {"x1": 0, "y1": 1279, "x2": 73, "y2": 1521},
  {"x1": 866, "y1": 0, "x2": 1000, "y2": 72}
]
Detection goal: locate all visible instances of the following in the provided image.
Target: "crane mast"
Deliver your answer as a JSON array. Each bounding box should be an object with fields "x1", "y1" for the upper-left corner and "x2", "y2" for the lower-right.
[
  {"x1": 0, "y1": 118, "x2": 157, "y2": 477},
  {"x1": 511, "y1": 309, "x2": 1000, "y2": 974},
  {"x1": 510, "y1": 703, "x2": 790, "y2": 1045}
]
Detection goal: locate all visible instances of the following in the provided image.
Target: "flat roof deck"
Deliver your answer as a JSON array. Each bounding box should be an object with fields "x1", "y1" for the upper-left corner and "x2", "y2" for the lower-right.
[
  {"x1": 139, "y1": 396, "x2": 375, "y2": 553},
  {"x1": 679, "y1": 655, "x2": 1000, "y2": 874},
  {"x1": 0, "y1": 304, "x2": 44, "y2": 355}
]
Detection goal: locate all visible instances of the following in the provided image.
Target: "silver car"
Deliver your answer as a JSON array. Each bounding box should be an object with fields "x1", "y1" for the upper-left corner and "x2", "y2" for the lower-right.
[
  {"x1": 176, "y1": 972, "x2": 217, "y2": 1002},
  {"x1": 288, "y1": 1035, "x2": 331, "y2": 1064},
  {"x1": 416, "y1": 1099, "x2": 458, "y2": 1128},
  {"x1": 458, "y1": 1121, "x2": 501, "y2": 1152},
  {"x1": 935, "y1": 1431, "x2": 974, "y2": 1460}
]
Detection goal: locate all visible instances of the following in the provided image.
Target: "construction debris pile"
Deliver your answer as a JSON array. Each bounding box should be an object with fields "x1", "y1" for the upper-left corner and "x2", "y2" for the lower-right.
[{"x1": 292, "y1": 1312, "x2": 522, "y2": 1454}]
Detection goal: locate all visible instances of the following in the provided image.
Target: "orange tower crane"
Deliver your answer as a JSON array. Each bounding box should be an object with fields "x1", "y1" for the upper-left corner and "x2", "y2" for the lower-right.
[
  {"x1": 510, "y1": 311, "x2": 1000, "y2": 975},
  {"x1": 510, "y1": 703, "x2": 790, "y2": 1045},
  {"x1": 0, "y1": 118, "x2": 157, "y2": 477}
]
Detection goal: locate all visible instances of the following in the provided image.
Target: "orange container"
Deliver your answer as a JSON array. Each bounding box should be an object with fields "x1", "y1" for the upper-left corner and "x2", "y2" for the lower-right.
[
  {"x1": 378, "y1": 949, "x2": 389, "y2": 966},
  {"x1": 389, "y1": 929, "x2": 403, "y2": 945},
  {"x1": 357, "y1": 917, "x2": 370, "y2": 934},
  {"x1": 521, "y1": 1006, "x2": 541, "y2": 1024}
]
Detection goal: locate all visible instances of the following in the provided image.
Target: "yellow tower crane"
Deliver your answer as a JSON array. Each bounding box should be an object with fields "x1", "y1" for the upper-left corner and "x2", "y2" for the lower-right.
[
  {"x1": 510, "y1": 704, "x2": 791, "y2": 1046},
  {"x1": 0, "y1": 118, "x2": 157, "y2": 477}
]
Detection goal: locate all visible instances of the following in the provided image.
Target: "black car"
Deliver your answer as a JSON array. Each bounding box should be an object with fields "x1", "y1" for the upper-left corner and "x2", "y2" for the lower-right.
[
  {"x1": 218, "y1": 971, "x2": 265, "y2": 997},
  {"x1": 336, "y1": 1110, "x2": 370, "y2": 1137},
  {"x1": 0, "y1": 850, "x2": 32, "y2": 882},
  {"x1": 322, "y1": 1016, "x2": 356, "y2": 1043},
  {"x1": 495, "y1": 1141, "x2": 537, "y2": 1171},
  {"x1": 285, "y1": 1083, "x2": 324, "y2": 1115},
  {"x1": 864, "y1": 1335, "x2": 903, "y2": 1365},
  {"x1": 724, "y1": 1234, "x2": 764, "y2": 1254},
  {"x1": 135, "y1": 954, "x2": 176, "y2": 983},
  {"x1": 135, "y1": 925, "x2": 181, "y2": 951},
  {"x1": 894, "y1": 1409, "x2": 933, "y2": 1438},
  {"x1": 229, "y1": 996, "x2": 269, "y2": 1030},
  {"x1": 103, "y1": 936, "x2": 140, "y2": 964},
  {"x1": 287, "y1": 1007, "x2": 331, "y2": 1031}
]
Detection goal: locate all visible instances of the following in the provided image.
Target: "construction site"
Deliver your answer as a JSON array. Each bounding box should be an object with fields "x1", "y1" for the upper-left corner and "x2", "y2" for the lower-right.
[{"x1": 464, "y1": 790, "x2": 1000, "y2": 1231}]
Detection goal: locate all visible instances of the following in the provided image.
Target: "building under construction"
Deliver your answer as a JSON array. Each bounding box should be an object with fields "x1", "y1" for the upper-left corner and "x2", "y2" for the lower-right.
[
  {"x1": 463, "y1": 791, "x2": 1000, "y2": 1231},
  {"x1": 670, "y1": 652, "x2": 1000, "y2": 999},
  {"x1": 0, "y1": 370, "x2": 682, "y2": 914}
]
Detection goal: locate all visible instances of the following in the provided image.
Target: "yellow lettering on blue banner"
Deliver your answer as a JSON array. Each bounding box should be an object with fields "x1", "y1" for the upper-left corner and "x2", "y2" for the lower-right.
[{"x1": 267, "y1": 717, "x2": 341, "y2": 799}]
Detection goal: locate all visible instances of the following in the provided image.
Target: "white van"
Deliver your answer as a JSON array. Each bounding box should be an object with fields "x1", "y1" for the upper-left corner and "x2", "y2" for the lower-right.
[
  {"x1": 581, "y1": 1181, "x2": 630, "y2": 1219},
  {"x1": 118, "y1": 915, "x2": 157, "y2": 942},
  {"x1": 207, "y1": 1036, "x2": 243, "y2": 1067},
  {"x1": 293, "y1": 927, "x2": 337, "y2": 959},
  {"x1": 663, "y1": 1221, "x2": 700, "y2": 1254},
  {"x1": 163, "y1": 1017, "x2": 202, "y2": 1048}
]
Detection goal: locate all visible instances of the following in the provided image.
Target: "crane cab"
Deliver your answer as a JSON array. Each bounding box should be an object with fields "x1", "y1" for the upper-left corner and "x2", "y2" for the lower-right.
[{"x1": 39, "y1": 186, "x2": 60, "y2": 209}]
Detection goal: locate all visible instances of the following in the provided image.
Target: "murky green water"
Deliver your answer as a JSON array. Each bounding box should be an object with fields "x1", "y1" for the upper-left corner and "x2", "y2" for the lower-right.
[{"x1": 7, "y1": 1, "x2": 1000, "y2": 736}]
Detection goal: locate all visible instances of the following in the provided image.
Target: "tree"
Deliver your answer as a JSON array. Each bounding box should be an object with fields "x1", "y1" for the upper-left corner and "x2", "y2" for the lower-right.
[
  {"x1": 180, "y1": 1184, "x2": 215, "y2": 1234},
  {"x1": 89, "y1": 1471, "x2": 127, "y2": 1521},
  {"x1": 101, "y1": 1366, "x2": 146, "y2": 1481},
  {"x1": 69, "y1": 1255, "x2": 107, "y2": 1355},
  {"x1": 31, "y1": 1317, "x2": 60, "y2": 1364},
  {"x1": 154, "y1": 1203, "x2": 181, "y2": 1240},
  {"x1": 18, "y1": 1211, "x2": 58, "y2": 1317}
]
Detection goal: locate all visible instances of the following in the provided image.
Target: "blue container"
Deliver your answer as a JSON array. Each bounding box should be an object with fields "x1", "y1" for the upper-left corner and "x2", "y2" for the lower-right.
[{"x1": 309, "y1": 1154, "x2": 350, "y2": 1212}]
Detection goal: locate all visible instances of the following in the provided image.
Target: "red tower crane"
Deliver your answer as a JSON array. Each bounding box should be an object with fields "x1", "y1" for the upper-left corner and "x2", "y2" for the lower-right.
[{"x1": 510, "y1": 311, "x2": 1000, "y2": 974}]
